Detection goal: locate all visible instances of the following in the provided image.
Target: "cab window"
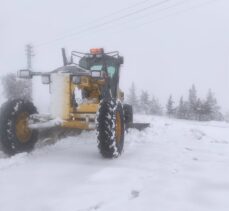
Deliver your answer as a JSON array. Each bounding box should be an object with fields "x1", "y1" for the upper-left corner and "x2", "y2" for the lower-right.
[{"x1": 107, "y1": 66, "x2": 116, "y2": 78}]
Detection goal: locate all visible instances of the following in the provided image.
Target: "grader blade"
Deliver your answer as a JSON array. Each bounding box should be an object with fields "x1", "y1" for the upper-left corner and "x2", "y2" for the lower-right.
[{"x1": 126, "y1": 123, "x2": 150, "y2": 131}]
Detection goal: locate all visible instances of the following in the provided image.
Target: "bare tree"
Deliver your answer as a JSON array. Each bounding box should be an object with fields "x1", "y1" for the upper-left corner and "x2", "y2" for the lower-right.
[{"x1": 1, "y1": 73, "x2": 32, "y2": 101}]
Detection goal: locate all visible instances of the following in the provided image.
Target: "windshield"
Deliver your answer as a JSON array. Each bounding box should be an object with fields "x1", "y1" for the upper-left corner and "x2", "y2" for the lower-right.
[
  {"x1": 90, "y1": 65, "x2": 116, "y2": 78},
  {"x1": 90, "y1": 65, "x2": 103, "y2": 71}
]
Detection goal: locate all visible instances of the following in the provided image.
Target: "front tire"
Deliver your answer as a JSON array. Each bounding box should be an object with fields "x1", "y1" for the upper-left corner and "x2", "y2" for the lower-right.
[
  {"x1": 0, "y1": 99, "x2": 38, "y2": 155},
  {"x1": 96, "y1": 99, "x2": 124, "y2": 158}
]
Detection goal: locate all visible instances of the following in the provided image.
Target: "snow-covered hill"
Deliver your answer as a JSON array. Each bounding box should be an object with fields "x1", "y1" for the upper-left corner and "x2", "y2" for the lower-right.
[{"x1": 0, "y1": 115, "x2": 229, "y2": 211}]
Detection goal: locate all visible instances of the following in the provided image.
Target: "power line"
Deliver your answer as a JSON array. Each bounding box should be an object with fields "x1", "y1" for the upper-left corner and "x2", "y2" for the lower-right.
[
  {"x1": 35, "y1": 0, "x2": 171, "y2": 47},
  {"x1": 76, "y1": 0, "x2": 188, "y2": 39},
  {"x1": 63, "y1": 0, "x2": 220, "y2": 44},
  {"x1": 36, "y1": 0, "x2": 193, "y2": 46},
  {"x1": 139, "y1": 0, "x2": 219, "y2": 28},
  {"x1": 90, "y1": 0, "x2": 153, "y2": 20},
  {"x1": 111, "y1": 0, "x2": 188, "y2": 27},
  {"x1": 34, "y1": 0, "x2": 154, "y2": 47},
  {"x1": 35, "y1": 0, "x2": 220, "y2": 49},
  {"x1": 34, "y1": 0, "x2": 153, "y2": 47}
]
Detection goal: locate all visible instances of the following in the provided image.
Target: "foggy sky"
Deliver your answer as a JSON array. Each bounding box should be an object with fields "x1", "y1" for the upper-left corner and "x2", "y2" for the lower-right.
[{"x1": 1, "y1": 0, "x2": 229, "y2": 112}]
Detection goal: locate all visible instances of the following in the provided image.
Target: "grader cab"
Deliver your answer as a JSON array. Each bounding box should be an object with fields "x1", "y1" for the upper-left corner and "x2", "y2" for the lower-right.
[{"x1": 0, "y1": 48, "x2": 148, "y2": 158}]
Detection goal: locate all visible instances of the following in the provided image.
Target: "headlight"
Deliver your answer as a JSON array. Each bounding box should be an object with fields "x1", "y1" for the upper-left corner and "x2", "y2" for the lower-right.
[
  {"x1": 18, "y1": 69, "x2": 32, "y2": 79},
  {"x1": 72, "y1": 76, "x2": 81, "y2": 84},
  {"x1": 91, "y1": 71, "x2": 101, "y2": 78},
  {"x1": 41, "y1": 75, "x2": 50, "y2": 84}
]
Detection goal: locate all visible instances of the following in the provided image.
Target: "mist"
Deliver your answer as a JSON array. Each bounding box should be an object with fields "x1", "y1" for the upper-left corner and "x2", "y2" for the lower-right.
[
  {"x1": 1, "y1": 0, "x2": 229, "y2": 112},
  {"x1": 1, "y1": 1, "x2": 229, "y2": 210}
]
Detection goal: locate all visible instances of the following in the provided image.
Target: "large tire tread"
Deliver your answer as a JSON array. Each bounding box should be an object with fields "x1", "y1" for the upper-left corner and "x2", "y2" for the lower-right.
[
  {"x1": 0, "y1": 99, "x2": 38, "y2": 156},
  {"x1": 96, "y1": 99, "x2": 124, "y2": 158}
]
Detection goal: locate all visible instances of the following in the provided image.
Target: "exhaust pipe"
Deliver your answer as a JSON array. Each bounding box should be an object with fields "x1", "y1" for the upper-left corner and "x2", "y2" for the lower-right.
[{"x1": 61, "y1": 48, "x2": 68, "y2": 66}]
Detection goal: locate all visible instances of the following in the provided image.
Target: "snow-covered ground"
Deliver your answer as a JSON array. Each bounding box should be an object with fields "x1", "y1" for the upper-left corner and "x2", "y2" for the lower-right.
[{"x1": 0, "y1": 115, "x2": 229, "y2": 211}]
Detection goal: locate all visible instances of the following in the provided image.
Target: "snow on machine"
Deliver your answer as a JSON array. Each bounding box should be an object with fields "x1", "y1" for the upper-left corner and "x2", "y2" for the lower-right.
[{"x1": 0, "y1": 48, "x2": 149, "y2": 157}]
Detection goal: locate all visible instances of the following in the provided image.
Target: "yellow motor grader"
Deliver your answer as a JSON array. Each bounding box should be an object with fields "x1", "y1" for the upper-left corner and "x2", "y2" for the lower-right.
[{"x1": 0, "y1": 48, "x2": 149, "y2": 158}]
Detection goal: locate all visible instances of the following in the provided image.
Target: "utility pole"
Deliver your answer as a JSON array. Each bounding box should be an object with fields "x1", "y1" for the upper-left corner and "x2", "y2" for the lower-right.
[
  {"x1": 25, "y1": 44, "x2": 34, "y2": 70},
  {"x1": 25, "y1": 44, "x2": 34, "y2": 101}
]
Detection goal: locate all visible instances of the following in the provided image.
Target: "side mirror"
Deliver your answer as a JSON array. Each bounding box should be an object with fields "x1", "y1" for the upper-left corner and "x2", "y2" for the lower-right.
[
  {"x1": 118, "y1": 56, "x2": 124, "y2": 65},
  {"x1": 18, "y1": 69, "x2": 32, "y2": 79}
]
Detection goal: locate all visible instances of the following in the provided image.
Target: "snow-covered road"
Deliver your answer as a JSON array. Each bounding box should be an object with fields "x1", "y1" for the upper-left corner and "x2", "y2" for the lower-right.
[{"x1": 0, "y1": 115, "x2": 229, "y2": 211}]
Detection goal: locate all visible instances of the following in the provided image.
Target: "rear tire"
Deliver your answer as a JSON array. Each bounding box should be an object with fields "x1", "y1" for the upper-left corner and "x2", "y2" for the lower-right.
[
  {"x1": 0, "y1": 99, "x2": 38, "y2": 155},
  {"x1": 96, "y1": 99, "x2": 124, "y2": 158}
]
